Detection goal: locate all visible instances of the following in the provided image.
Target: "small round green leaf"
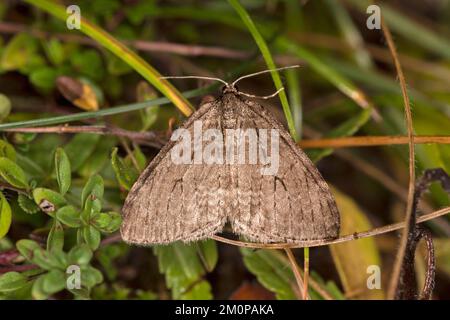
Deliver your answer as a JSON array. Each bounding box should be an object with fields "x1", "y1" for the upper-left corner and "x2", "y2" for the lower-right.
[
  {"x1": 0, "y1": 94, "x2": 11, "y2": 122},
  {"x1": 83, "y1": 226, "x2": 101, "y2": 250},
  {"x1": 16, "y1": 239, "x2": 42, "y2": 261},
  {"x1": 31, "y1": 275, "x2": 47, "y2": 300},
  {"x1": 56, "y1": 205, "x2": 81, "y2": 228},
  {"x1": 0, "y1": 157, "x2": 29, "y2": 189},
  {"x1": 111, "y1": 148, "x2": 138, "y2": 191},
  {"x1": 32, "y1": 188, "x2": 66, "y2": 214},
  {"x1": 54, "y1": 147, "x2": 71, "y2": 195},
  {"x1": 81, "y1": 174, "x2": 104, "y2": 207},
  {"x1": 29, "y1": 67, "x2": 58, "y2": 91},
  {"x1": 0, "y1": 272, "x2": 28, "y2": 293},
  {"x1": 41, "y1": 270, "x2": 66, "y2": 295},
  {"x1": 92, "y1": 211, "x2": 122, "y2": 233},
  {"x1": 0, "y1": 139, "x2": 16, "y2": 161},
  {"x1": 68, "y1": 244, "x2": 93, "y2": 266},
  {"x1": 0, "y1": 191, "x2": 12, "y2": 239},
  {"x1": 47, "y1": 220, "x2": 64, "y2": 252},
  {"x1": 18, "y1": 194, "x2": 40, "y2": 214},
  {"x1": 80, "y1": 266, "x2": 103, "y2": 289}
]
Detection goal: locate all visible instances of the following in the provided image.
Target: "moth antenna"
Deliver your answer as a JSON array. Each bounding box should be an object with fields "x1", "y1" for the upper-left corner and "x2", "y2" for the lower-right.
[
  {"x1": 159, "y1": 75, "x2": 229, "y2": 87},
  {"x1": 238, "y1": 87, "x2": 285, "y2": 100},
  {"x1": 231, "y1": 65, "x2": 300, "y2": 87}
]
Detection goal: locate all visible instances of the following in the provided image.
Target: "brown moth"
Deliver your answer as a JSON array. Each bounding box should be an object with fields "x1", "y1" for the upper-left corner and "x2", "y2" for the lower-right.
[{"x1": 121, "y1": 79, "x2": 340, "y2": 245}]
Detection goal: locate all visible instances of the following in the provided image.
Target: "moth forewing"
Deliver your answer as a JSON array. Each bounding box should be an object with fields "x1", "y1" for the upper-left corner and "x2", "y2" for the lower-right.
[{"x1": 121, "y1": 91, "x2": 340, "y2": 245}]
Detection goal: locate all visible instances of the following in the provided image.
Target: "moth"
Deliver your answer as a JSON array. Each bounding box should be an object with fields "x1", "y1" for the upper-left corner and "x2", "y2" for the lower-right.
[{"x1": 121, "y1": 70, "x2": 340, "y2": 245}]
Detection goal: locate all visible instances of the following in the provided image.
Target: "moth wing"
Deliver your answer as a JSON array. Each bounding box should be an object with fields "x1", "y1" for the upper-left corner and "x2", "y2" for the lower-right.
[
  {"x1": 121, "y1": 101, "x2": 228, "y2": 245},
  {"x1": 230, "y1": 98, "x2": 340, "y2": 243}
]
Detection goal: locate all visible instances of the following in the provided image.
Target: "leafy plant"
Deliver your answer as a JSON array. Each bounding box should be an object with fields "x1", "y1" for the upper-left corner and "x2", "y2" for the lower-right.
[{"x1": 0, "y1": 0, "x2": 449, "y2": 301}]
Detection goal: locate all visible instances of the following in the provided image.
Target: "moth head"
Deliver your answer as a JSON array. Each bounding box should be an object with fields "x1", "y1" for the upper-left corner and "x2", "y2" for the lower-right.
[{"x1": 222, "y1": 84, "x2": 239, "y2": 95}]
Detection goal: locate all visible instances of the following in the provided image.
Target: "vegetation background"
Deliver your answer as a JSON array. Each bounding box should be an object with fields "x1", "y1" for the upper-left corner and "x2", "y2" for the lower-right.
[{"x1": 0, "y1": 0, "x2": 449, "y2": 300}]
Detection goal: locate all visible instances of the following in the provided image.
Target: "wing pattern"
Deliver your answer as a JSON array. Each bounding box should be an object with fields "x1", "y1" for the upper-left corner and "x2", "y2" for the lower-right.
[{"x1": 121, "y1": 92, "x2": 340, "y2": 244}]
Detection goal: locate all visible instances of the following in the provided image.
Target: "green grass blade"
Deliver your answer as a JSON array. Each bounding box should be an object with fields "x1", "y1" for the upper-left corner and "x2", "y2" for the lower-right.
[
  {"x1": 286, "y1": 69, "x2": 303, "y2": 139},
  {"x1": 324, "y1": 0, "x2": 373, "y2": 69},
  {"x1": 24, "y1": 0, "x2": 195, "y2": 117},
  {"x1": 277, "y1": 37, "x2": 373, "y2": 113},
  {"x1": 0, "y1": 88, "x2": 208, "y2": 130},
  {"x1": 228, "y1": 0, "x2": 298, "y2": 141}
]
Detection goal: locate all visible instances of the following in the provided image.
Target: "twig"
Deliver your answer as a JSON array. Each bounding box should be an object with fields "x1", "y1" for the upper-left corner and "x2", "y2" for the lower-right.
[
  {"x1": 4, "y1": 126, "x2": 450, "y2": 149},
  {"x1": 284, "y1": 248, "x2": 306, "y2": 300},
  {"x1": 3, "y1": 125, "x2": 165, "y2": 148},
  {"x1": 381, "y1": 15, "x2": 416, "y2": 300},
  {"x1": 210, "y1": 206, "x2": 450, "y2": 249},
  {"x1": 298, "y1": 135, "x2": 450, "y2": 148},
  {"x1": 0, "y1": 264, "x2": 39, "y2": 274},
  {"x1": 303, "y1": 247, "x2": 310, "y2": 300}
]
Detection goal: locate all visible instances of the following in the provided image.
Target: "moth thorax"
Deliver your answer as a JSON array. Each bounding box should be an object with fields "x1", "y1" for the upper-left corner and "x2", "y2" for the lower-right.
[{"x1": 221, "y1": 95, "x2": 239, "y2": 129}]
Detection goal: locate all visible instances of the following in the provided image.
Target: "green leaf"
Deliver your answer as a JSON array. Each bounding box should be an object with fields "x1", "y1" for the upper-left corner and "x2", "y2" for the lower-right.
[
  {"x1": 16, "y1": 239, "x2": 42, "y2": 261},
  {"x1": 0, "y1": 157, "x2": 29, "y2": 189},
  {"x1": 0, "y1": 272, "x2": 28, "y2": 293},
  {"x1": 111, "y1": 147, "x2": 138, "y2": 191},
  {"x1": 0, "y1": 94, "x2": 11, "y2": 122},
  {"x1": 307, "y1": 108, "x2": 371, "y2": 162},
  {"x1": 124, "y1": 146, "x2": 147, "y2": 172},
  {"x1": 330, "y1": 188, "x2": 384, "y2": 299},
  {"x1": 0, "y1": 139, "x2": 16, "y2": 161},
  {"x1": 137, "y1": 82, "x2": 159, "y2": 130},
  {"x1": 106, "y1": 52, "x2": 132, "y2": 75},
  {"x1": 0, "y1": 33, "x2": 39, "y2": 71},
  {"x1": 54, "y1": 147, "x2": 71, "y2": 195},
  {"x1": 78, "y1": 137, "x2": 117, "y2": 177},
  {"x1": 56, "y1": 205, "x2": 81, "y2": 228},
  {"x1": 70, "y1": 49, "x2": 104, "y2": 80},
  {"x1": 18, "y1": 194, "x2": 40, "y2": 214},
  {"x1": 29, "y1": 66, "x2": 58, "y2": 91},
  {"x1": 240, "y1": 248, "x2": 297, "y2": 300},
  {"x1": 41, "y1": 269, "x2": 66, "y2": 295},
  {"x1": 154, "y1": 242, "x2": 213, "y2": 299},
  {"x1": 31, "y1": 275, "x2": 47, "y2": 300},
  {"x1": 32, "y1": 188, "x2": 66, "y2": 214},
  {"x1": 64, "y1": 133, "x2": 101, "y2": 172},
  {"x1": 43, "y1": 38, "x2": 64, "y2": 66},
  {"x1": 81, "y1": 174, "x2": 104, "y2": 208},
  {"x1": 47, "y1": 219, "x2": 64, "y2": 252},
  {"x1": 82, "y1": 197, "x2": 102, "y2": 224},
  {"x1": 83, "y1": 226, "x2": 101, "y2": 250},
  {"x1": 96, "y1": 244, "x2": 125, "y2": 281},
  {"x1": 91, "y1": 211, "x2": 122, "y2": 233},
  {"x1": 68, "y1": 244, "x2": 93, "y2": 266},
  {"x1": 32, "y1": 249, "x2": 67, "y2": 270},
  {"x1": 196, "y1": 240, "x2": 218, "y2": 272},
  {"x1": 80, "y1": 266, "x2": 103, "y2": 289},
  {"x1": 0, "y1": 192, "x2": 12, "y2": 239}
]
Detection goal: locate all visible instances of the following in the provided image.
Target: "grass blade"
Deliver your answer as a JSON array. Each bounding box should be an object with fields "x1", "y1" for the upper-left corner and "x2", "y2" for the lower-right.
[
  {"x1": 228, "y1": 0, "x2": 298, "y2": 141},
  {"x1": 0, "y1": 88, "x2": 208, "y2": 130}
]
